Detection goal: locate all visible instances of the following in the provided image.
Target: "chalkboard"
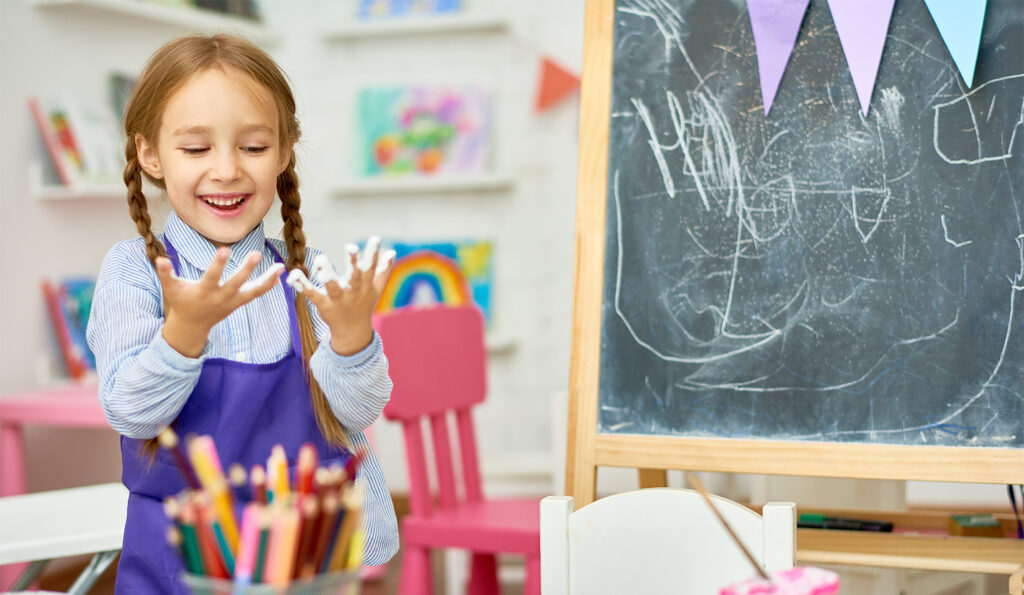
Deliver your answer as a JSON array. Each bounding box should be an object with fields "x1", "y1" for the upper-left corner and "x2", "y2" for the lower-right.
[{"x1": 598, "y1": 0, "x2": 1024, "y2": 448}]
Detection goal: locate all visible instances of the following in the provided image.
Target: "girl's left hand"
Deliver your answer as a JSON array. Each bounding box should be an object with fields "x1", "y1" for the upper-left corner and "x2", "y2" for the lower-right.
[{"x1": 293, "y1": 243, "x2": 395, "y2": 356}]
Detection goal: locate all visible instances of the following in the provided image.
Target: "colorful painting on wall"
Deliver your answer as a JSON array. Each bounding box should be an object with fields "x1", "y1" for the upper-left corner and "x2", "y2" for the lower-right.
[
  {"x1": 376, "y1": 240, "x2": 494, "y2": 326},
  {"x1": 356, "y1": 87, "x2": 491, "y2": 177},
  {"x1": 357, "y1": 0, "x2": 462, "y2": 20}
]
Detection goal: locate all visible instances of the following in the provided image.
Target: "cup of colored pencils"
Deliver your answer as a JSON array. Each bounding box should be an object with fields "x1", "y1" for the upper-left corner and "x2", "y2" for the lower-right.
[{"x1": 159, "y1": 429, "x2": 365, "y2": 594}]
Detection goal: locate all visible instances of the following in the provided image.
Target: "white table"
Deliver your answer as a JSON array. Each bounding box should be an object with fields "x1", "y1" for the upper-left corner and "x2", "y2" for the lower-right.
[{"x1": 0, "y1": 483, "x2": 128, "y2": 594}]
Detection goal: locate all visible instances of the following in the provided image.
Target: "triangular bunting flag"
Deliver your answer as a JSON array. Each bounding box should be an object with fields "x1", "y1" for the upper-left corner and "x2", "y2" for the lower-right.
[
  {"x1": 924, "y1": 0, "x2": 987, "y2": 88},
  {"x1": 747, "y1": 0, "x2": 810, "y2": 116},
  {"x1": 827, "y1": 0, "x2": 896, "y2": 116},
  {"x1": 535, "y1": 56, "x2": 580, "y2": 113}
]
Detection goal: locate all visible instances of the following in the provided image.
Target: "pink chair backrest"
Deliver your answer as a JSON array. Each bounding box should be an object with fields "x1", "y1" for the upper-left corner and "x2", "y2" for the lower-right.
[
  {"x1": 374, "y1": 305, "x2": 488, "y2": 514},
  {"x1": 376, "y1": 305, "x2": 487, "y2": 419}
]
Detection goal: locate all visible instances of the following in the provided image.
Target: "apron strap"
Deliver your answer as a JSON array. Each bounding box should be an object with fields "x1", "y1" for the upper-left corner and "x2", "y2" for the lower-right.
[{"x1": 264, "y1": 241, "x2": 306, "y2": 361}]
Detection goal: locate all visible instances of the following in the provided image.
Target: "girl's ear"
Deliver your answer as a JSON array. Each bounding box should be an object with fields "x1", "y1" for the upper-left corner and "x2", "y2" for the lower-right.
[
  {"x1": 278, "y1": 141, "x2": 294, "y2": 175},
  {"x1": 136, "y1": 134, "x2": 164, "y2": 180}
]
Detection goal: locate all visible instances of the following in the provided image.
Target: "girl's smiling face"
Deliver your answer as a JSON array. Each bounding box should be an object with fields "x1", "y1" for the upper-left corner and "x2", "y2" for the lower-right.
[{"x1": 136, "y1": 67, "x2": 291, "y2": 247}]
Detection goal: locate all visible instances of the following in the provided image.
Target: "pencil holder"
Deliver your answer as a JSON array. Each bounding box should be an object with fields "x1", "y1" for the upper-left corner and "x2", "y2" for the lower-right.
[{"x1": 181, "y1": 569, "x2": 361, "y2": 595}]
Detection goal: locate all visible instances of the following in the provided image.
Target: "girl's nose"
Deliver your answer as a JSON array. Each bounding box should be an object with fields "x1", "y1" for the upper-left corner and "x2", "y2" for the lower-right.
[{"x1": 210, "y1": 149, "x2": 241, "y2": 183}]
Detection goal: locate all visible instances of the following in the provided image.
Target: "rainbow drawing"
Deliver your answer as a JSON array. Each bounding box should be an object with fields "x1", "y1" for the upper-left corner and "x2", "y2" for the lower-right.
[{"x1": 377, "y1": 250, "x2": 473, "y2": 315}]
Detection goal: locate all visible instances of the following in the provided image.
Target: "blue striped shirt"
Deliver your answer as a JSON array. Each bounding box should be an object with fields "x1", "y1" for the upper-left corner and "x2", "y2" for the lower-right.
[{"x1": 86, "y1": 210, "x2": 399, "y2": 564}]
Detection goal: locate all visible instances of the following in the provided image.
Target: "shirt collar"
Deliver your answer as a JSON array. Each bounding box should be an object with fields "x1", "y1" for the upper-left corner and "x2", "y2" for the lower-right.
[{"x1": 164, "y1": 210, "x2": 267, "y2": 273}]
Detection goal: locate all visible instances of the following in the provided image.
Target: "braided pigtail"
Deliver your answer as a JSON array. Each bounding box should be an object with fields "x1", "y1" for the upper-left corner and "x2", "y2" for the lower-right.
[
  {"x1": 279, "y1": 157, "x2": 351, "y2": 451},
  {"x1": 125, "y1": 139, "x2": 167, "y2": 461},
  {"x1": 125, "y1": 141, "x2": 167, "y2": 264}
]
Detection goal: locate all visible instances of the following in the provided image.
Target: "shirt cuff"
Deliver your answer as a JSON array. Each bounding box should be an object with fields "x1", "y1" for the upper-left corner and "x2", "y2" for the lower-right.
[
  {"x1": 151, "y1": 331, "x2": 210, "y2": 371},
  {"x1": 318, "y1": 331, "x2": 382, "y2": 369}
]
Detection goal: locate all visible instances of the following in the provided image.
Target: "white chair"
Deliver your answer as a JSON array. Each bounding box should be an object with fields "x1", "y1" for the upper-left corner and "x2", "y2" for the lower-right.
[
  {"x1": 541, "y1": 488, "x2": 796, "y2": 595},
  {"x1": 0, "y1": 483, "x2": 128, "y2": 594}
]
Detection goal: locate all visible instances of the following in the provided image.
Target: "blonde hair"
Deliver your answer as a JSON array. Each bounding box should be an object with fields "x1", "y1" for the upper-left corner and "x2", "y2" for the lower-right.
[{"x1": 124, "y1": 34, "x2": 348, "y2": 451}]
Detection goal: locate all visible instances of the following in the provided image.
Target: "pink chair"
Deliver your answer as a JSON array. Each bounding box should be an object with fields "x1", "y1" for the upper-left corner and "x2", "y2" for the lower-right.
[{"x1": 375, "y1": 305, "x2": 540, "y2": 595}]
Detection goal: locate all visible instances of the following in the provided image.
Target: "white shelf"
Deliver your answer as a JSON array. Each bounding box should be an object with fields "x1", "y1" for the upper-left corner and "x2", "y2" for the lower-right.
[
  {"x1": 33, "y1": 184, "x2": 124, "y2": 201},
  {"x1": 28, "y1": 162, "x2": 123, "y2": 201},
  {"x1": 332, "y1": 173, "x2": 514, "y2": 197},
  {"x1": 324, "y1": 13, "x2": 508, "y2": 41},
  {"x1": 30, "y1": 0, "x2": 279, "y2": 44},
  {"x1": 485, "y1": 332, "x2": 516, "y2": 356}
]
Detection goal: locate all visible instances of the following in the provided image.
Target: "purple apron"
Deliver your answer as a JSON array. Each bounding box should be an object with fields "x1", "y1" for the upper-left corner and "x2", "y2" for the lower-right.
[{"x1": 115, "y1": 237, "x2": 349, "y2": 594}]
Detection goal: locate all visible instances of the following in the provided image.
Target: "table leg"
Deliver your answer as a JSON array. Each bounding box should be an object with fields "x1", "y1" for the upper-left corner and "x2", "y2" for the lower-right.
[
  {"x1": 1, "y1": 420, "x2": 28, "y2": 497},
  {"x1": 1, "y1": 419, "x2": 29, "y2": 590}
]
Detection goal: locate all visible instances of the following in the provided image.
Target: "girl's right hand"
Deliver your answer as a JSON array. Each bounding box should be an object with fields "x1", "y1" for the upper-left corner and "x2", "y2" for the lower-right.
[{"x1": 155, "y1": 247, "x2": 280, "y2": 358}]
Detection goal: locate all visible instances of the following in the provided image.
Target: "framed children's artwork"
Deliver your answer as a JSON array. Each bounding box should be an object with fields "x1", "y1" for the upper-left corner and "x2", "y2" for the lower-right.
[
  {"x1": 355, "y1": 86, "x2": 492, "y2": 178},
  {"x1": 375, "y1": 239, "x2": 494, "y2": 327},
  {"x1": 357, "y1": 0, "x2": 462, "y2": 20}
]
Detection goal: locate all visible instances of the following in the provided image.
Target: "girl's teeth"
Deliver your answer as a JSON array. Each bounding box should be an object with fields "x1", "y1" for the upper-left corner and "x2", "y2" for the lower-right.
[{"x1": 203, "y1": 195, "x2": 245, "y2": 206}]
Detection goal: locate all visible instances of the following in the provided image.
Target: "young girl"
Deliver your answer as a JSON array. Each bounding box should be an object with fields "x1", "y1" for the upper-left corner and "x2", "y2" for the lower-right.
[{"x1": 86, "y1": 34, "x2": 399, "y2": 592}]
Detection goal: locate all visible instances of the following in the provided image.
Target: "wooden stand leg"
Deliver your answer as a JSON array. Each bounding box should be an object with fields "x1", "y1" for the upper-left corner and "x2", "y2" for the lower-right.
[
  {"x1": 1010, "y1": 562, "x2": 1024, "y2": 595},
  {"x1": 638, "y1": 468, "x2": 667, "y2": 488}
]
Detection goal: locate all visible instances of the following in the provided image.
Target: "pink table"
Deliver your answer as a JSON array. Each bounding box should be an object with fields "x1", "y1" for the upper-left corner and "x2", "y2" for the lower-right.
[
  {"x1": 0, "y1": 381, "x2": 109, "y2": 589},
  {"x1": 0, "y1": 381, "x2": 108, "y2": 497}
]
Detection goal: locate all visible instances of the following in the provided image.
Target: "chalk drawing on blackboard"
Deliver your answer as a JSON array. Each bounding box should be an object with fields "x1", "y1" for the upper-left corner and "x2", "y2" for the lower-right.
[{"x1": 599, "y1": 0, "x2": 1024, "y2": 447}]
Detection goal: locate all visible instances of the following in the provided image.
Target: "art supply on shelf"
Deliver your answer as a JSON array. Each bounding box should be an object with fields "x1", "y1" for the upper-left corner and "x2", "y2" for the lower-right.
[
  {"x1": 160, "y1": 430, "x2": 366, "y2": 593},
  {"x1": 797, "y1": 513, "x2": 893, "y2": 532},
  {"x1": 948, "y1": 514, "x2": 1006, "y2": 538}
]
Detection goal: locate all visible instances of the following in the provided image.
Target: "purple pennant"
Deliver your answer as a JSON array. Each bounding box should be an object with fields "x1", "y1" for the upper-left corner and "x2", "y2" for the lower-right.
[
  {"x1": 748, "y1": 0, "x2": 811, "y2": 116},
  {"x1": 827, "y1": 0, "x2": 896, "y2": 116}
]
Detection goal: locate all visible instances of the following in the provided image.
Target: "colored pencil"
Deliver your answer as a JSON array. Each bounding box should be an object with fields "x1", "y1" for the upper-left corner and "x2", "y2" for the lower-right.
[
  {"x1": 252, "y1": 512, "x2": 271, "y2": 584},
  {"x1": 194, "y1": 498, "x2": 229, "y2": 579},
  {"x1": 251, "y1": 464, "x2": 268, "y2": 505},
  {"x1": 264, "y1": 505, "x2": 300, "y2": 585},
  {"x1": 306, "y1": 491, "x2": 339, "y2": 577},
  {"x1": 326, "y1": 485, "x2": 362, "y2": 572},
  {"x1": 275, "y1": 507, "x2": 302, "y2": 584},
  {"x1": 208, "y1": 478, "x2": 240, "y2": 552},
  {"x1": 345, "y1": 529, "x2": 365, "y2": 570},
  {"x1": 270, "y1": 444, "x2": 290, "y2": 501},
  {"x1": 157, "y1": 427, "x2": 199, "y2": 489},
  {"x1": 343, "y1": 446, "x2": 366, "y2": 481},
  {"x1": 292, "y1": 494, "x2": 320, "y2": 578},
  {"x1": 178, "y1": 500, "x2": 205, "y2": 575},
  {"x1": 229, "y1": 463, "x2": 248, "y2": 501},
  {"x1": 296, "y1": 443, "x2": 318, "y2": 496},
  {"x1": 233, "y1": 503, "x2": 264, "y2": 589}
]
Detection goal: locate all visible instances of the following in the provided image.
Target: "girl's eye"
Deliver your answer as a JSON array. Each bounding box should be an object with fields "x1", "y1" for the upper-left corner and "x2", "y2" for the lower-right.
[
  {"x1": 181, "y1": 148, "x2": 208, "y2": 155},
  {"x1": 243, "y1": 146, "x2": 269, "y2": 154}
]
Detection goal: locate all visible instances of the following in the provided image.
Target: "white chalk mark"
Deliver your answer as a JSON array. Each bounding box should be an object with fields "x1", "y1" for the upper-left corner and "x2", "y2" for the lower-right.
[
  {"x1": 850, "y1": 187, "x2": 892, "y2": 243},
  {"x1": 932, "y1": 74, "x2": 1024, "y2": 165},
  {"x1": 941, "y1": 215, "x2": 972, "y2": 247},
  {"x1": 613, "y1": 170, "x2": 781, "y2": 364},
  {"x1": 632, "y1": 97, "x2": 679, "y2": 201}
]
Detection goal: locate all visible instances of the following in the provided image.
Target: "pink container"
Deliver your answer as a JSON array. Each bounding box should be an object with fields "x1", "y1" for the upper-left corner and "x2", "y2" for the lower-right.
[{"x1": 720, "y1": 566, "x2": 840, "y2": 595}]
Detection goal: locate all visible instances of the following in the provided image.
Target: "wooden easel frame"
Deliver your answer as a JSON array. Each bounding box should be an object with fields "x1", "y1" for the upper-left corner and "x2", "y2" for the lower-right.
[{"x1": 566, "y1": 0, "x2": 1024, "y2": 582}]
